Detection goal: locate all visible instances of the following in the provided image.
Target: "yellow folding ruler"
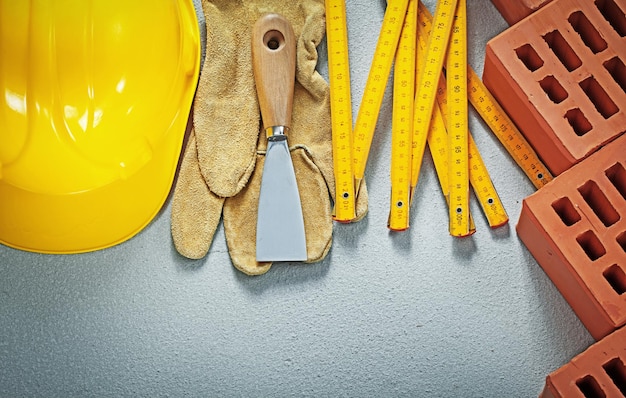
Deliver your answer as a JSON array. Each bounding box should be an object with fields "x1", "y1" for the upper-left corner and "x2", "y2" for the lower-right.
[
  {"x1": 416, "y1": 1, "x2": 553, "y2": 190},
  {"x1": 409, "y1": 0, "x2": 458, "y2": 204},
  {"x1": 444, "y1": 0, "x2": 469, "y2": 236},
  {"x1": 435, "y1": 77, "x2": 509, "y2": 229},
  {"x1": 389, "y1": 0, "x2": 503, "y2": 233},
  {"x1": 388, "y1": 0, "x2": 417, "y2": 231},
  {"x1": 427, "y1": 98, "x2": 477, "y2": 235},
  {"x1": 325, "y1": 0, "x2": 356, "y2": 222},
  {"x1": 412, "y1": 1, "x2": 507, "y2": 233},
  {"x1": 327, "y1": 0, "x2": 536, "y2": 231},
  {"x1": 351, "y1": 0, "x2": 410, "y2": 194},
  {"x1": 466, "y1": 71, "x2": 553, "y2": 189}
]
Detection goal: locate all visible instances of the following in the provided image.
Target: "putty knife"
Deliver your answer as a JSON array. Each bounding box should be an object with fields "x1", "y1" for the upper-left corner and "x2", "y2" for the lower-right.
[{"x1": 252, "y1": 14, "x2": 307, "y2": 262}]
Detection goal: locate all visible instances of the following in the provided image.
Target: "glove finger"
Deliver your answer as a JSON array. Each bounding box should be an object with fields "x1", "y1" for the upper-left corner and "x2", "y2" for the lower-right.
[
  {"x1": 289, "y1": 0, "x2": 331, "y2": 164},
  {"x1": 292, "y1": 148, "x2": 333, "y2": 262},
  {"x1": 354, "y1": 180, "x2": 369, "y2": 221},
  {"x1": 222, "y1": 154, "x2": 272, "y2": 275},
  {"x1": 195, "y1": 0, "x2": 327, "y2": 198},
  {"x1": 295, "y1": 0, "x2": 327, "y2": 101},
  {"x1": 171, "y1": 128, "x2": 225, "y2": 259},
  {"x1": 194, "y1": 2, "x2": 259, "y2": 198},
  {"x1": 287, "y1": 1, "x2": 361, "y2": 220}
]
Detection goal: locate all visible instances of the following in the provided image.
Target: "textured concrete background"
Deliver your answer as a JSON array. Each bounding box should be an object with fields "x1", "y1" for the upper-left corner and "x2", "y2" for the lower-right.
[{"x1": 0, "y1": 0, "x2": 594, "y2": 396}]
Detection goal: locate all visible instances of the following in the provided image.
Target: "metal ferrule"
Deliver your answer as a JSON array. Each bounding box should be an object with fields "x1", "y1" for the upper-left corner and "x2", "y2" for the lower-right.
[{"x1": 265, "y1": 125, "x2": 289, "y2": 141}]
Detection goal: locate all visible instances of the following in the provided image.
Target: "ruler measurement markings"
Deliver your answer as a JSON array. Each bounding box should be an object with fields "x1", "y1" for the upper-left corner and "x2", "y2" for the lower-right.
[
  {"x1": 416, "y1": 0, "x2": 552, "y2": 190},
  {"x1": 388, "y1": 0, "x2": 417, "y2": 231},
  {"x1": 410, "y1": 0, "x2": 458, "y2": 202},
  {"x1": 435, "y1": 75, "x2": 508, "y2": 228},
  {"x1": 352, "y1": 0, "x2": 410, "y2": 193},
  {"x1": 427, "y1": 98, "x2": 478, "y2": 234},
  {"x1": 417, "y1": 0, "x2": 507, "y2": 231},
  {"x1": 327, "y1": 0, "x2": 533, "y2": 230},
  {"x1": 326, "y1": 0, "x2": 356, "y2": 221},
  {"x1": 445, "y1": 0, "x2": 469, "y2": 236},
  {"x1": 467, "y1": 71, "x2": 553, "y2": 189},
  {"x1": 467, "y1": 140, "x2": 509, "y2": 227}
]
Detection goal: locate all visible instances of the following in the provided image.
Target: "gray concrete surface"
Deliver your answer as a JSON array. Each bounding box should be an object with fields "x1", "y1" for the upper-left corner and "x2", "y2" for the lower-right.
[{"x1": 0, "y1": 0, "x2": 594, "y2": 396}]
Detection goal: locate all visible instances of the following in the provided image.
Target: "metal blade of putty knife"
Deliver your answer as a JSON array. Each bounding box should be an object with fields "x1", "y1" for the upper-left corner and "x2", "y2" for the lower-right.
[{"x1": 252, "y1": 13, "x2": 307, "y2": 262}]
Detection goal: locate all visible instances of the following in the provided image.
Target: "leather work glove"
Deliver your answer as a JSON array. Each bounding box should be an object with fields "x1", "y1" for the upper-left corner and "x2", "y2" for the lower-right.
[{"x1": 171, "y1": 0, "x2": 368, "y2": 275}]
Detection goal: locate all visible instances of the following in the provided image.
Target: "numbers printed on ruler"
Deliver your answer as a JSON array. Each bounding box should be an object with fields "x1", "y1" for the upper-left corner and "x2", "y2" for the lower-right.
[
  {"x1": 416, "y1": 1, "x2": 553, "y2": 190},
  {"x1": 325, "y1": 0, "x2": 356, "y2": 222},
  {"x1": 388, "y1": 0, "x2": 417, "y2": 231},
  {"x1": 352, "y1": 0, "x2": 410, "y2": 190},
  {"x1": 445, "y1": 0, "x2": 469, "y2": 237},
  {"x1": 416, "y1": 0, "x2": 508, "y2": 231},
  {"x1": 409, "y1": 0, "x2": 458, "y2": 202},
  {"x1": 426, "y1": 99, "x2": 478, "y2": 234},
  {"x1": 435, "y1": 77, "x2": 508, "y2": 229},
  {"x1": 326, "y1": 0, "x2": 524, "y2": 234},
  {"x1": 467, "y1": 71, "x2": 553, "y2": 189}
]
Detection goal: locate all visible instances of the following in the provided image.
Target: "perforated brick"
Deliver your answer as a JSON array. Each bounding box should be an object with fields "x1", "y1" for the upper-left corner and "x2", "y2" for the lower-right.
[
  {"x1": 540, "y1": 326, "x2": 626, "y2": 398},
  {"x1": 489, "y1": 0, "x2": 554, "y2": 25},
  {"x1": 484, "y1": 0, "x2": 626, "y2": 176},
  {"x1": 517, "y1": 134, "x2": 626, "y2": 340}
]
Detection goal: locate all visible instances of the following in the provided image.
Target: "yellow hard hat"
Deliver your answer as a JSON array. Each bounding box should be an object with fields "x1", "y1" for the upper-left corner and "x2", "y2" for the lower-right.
[{"x1": 0, "y1": 1, "x2": 200, "y2": 253}]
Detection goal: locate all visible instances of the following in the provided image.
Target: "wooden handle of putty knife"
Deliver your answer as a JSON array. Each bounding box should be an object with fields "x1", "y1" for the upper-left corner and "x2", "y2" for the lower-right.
[{"x1": 252, "y1": 13, "x2": 296, "y2": 130}]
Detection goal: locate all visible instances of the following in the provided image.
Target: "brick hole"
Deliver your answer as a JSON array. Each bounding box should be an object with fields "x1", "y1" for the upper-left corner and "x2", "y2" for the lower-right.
[
  {"x1": 579, "y1": 76, "x2": 619, "y2": 119},
  {"x1": 576, "y1": 374, "x2": 606, "y2": 398},
  {"x1": 577, "y1": 230, "x2": 607, "y2": 261},
  {"x1": 578, "y1": 180, "x2": 620, "y2": 227},
  {"x1": 605, "y1": 162, "x2": 626, "y2": 200},
  {"x1": 515, "y1": 43, "x2": 544, "y2": 71},
  {"x1": 543, "y1": 30, "x2": 582, "y2": 72},
  {"x1": 618, "y1": 231, "x2": 626, "y2": 253},
  {"x1": 540, "y1": 75, "x2": 568, "y2": 103},
  {"x1": 565, "y1": 108, "x2": 593, "y2": 136},
  {"x1": 602, "y1": 357, "x2": 626, "y2": 395},
  {"x1": 595, "y1": 0, "x2": 626, "y2": 37},
  {"x1": 569, "y1": 11, "x2": 608, "y2": 54},
  {"x1": 604, "y1": 264, "x2": 626, "y2": 294},
  {"x1": 604, "y1": 57, "x2": 626, "y2": 93},
  {"x1": 552, "y1": 196, "x2": 581, "y2": 226}
]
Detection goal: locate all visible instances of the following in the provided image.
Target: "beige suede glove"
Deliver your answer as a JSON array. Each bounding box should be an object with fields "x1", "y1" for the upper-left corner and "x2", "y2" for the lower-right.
[{"x1": 171, "y1": 0, "x2": 368, "y2": 275}]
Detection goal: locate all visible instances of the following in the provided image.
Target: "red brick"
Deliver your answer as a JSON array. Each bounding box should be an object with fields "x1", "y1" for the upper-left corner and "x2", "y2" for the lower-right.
[
  {"x1": 484, "y1": 0, "x2": 626, "y2": 176},
  {"x1": 539, "y1": 326, "x2": 626, "y2": 398},
  {"x1": 489, "y1": 0, "x2": 554, "y2": 25},
  {"x1": 517, "y1": 134, "x2": 626, "y2": 340}
]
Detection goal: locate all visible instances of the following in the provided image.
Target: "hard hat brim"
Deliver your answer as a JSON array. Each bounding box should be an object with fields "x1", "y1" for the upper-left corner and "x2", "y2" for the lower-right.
[{"x1": 0, "y1": 115, "x2": 192, "y2": 254}]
